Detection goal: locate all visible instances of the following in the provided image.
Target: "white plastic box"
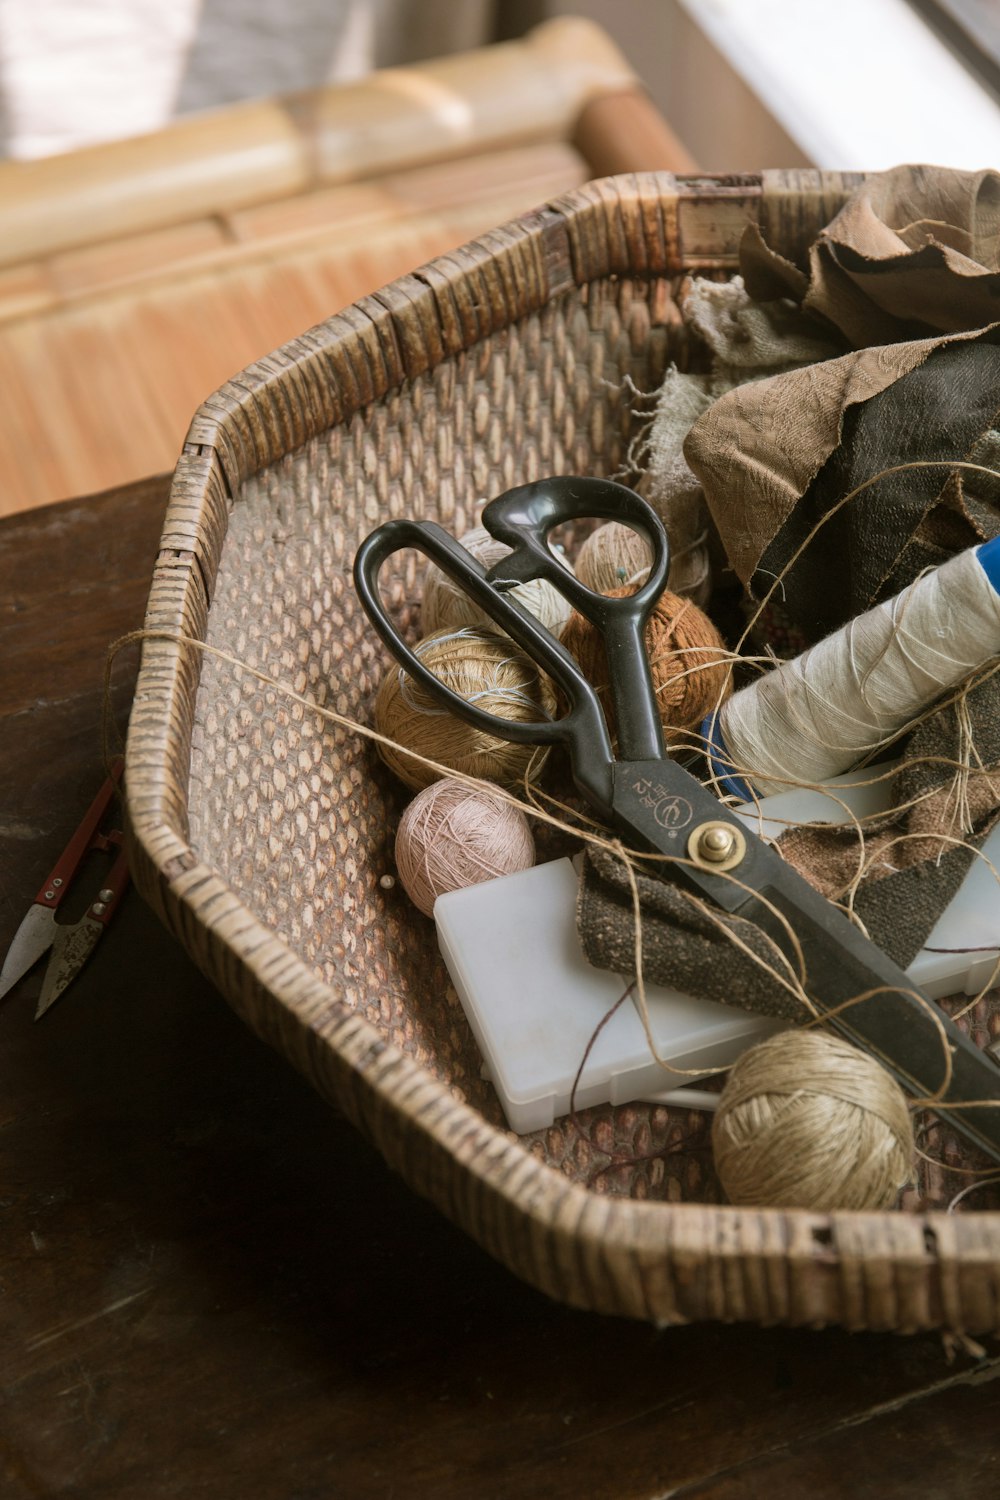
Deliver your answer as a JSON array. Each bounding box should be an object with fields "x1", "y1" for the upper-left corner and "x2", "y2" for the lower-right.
[{"x1": 435, "y1": 769, "x2": 1000, "y2": 1133}]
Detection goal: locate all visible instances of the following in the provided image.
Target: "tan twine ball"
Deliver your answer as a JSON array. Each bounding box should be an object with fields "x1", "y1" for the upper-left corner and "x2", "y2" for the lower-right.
[
  {"x1": 711, "y1": 1031, "x2": 915, "y2": 1212},
  {"x1": 394, "y1": 777, "x2": 535, "y2": 916},
  {"x1": 575, "y1": 522, "x2": 652, "y2": 595},
  {"x1": 422, "y1": 525, "x2": 575, "y2": 638},
  {"x1": 560, "y1": 585, "x2": 731, "y2": 743},
  {"x1": 373, "y1": 626, "x2": 557, "y2": 791}
]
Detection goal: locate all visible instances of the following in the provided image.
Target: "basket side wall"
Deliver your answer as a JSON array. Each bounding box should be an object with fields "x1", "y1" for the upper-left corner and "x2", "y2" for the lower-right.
[{"x1": 126, "y1": 171, "x2": 1000, "y2": 1332}]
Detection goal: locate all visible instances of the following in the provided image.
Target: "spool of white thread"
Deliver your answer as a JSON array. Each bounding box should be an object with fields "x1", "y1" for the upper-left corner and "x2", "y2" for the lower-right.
[
  {"x1": 422, "y1": 525, "x2": 575, "y2": 638},
  {"x1": 709, "y1": 538, "x2": 1000, "y2": 797}
]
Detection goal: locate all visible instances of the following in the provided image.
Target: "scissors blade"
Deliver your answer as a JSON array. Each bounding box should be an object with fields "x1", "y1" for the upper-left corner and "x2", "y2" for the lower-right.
[
  {"x1": 34, "y1": 847, "x2": 129, "y2": 1018},
  {"x1": 0, "y1": 905, "x2": 57, "y2": 1002},
  {"x1": 35, "y1": 916, "x2": 103, "y2": 1019},
  {"x1": 611, "y1": 758, "x2": 1000, "y2": 1164},
  {"x1": 1, "y1": 759, "x2": 124, "y2": 1004}
]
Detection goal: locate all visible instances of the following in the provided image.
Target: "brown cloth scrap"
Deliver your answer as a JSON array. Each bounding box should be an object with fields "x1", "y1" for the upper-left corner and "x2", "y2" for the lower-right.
[
  {"x1": 751, "y1": 330, "x2": 1000, "y2": 638},
  {"x1": 685, "y1": 325, "x2": 1000, "y2": 622},
  {"x1": 685, "y1": 166, "x2": 1000, "y2": 619},
  {"x1": 742, "y1": 164, "x2": 1000, "y2": 347},
  {"x1": 637, "y1": 278, "x2": 842, "y2": 603}
]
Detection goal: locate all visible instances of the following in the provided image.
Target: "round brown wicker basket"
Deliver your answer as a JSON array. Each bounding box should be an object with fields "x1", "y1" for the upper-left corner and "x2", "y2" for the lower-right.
[{"x1": 126, "y1": 171, "x2": 1000, "y2": 1333}]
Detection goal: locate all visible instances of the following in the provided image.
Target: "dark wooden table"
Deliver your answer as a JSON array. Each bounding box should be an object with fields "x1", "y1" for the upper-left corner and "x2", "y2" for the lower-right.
[{"x1": 3, "y1": 479, "x2": 1000, "y2": 1499}]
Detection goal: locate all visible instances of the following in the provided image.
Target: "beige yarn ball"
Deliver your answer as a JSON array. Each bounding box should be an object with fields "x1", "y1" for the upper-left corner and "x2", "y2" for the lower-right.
[
  {"x1": 712, "y1": 1031, "x2": 914, "y2": 1212},
  {"x1": 421, "y1": 525, "x2": 575, "y2": 638},
  {"x1": 575, "y1": 522, "x2": 652, "y2": 595},
  {"x1": 373, "y1": 626, "x2": 557, "y2": 792},
  {"x1": 395, "y1": 778, "x2": 535, "y2": 916}
]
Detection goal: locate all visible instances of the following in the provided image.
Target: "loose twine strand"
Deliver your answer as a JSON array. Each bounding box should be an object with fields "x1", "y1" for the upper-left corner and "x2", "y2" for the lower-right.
[{"x1": 101, "y1": 459, "x2": 1000, "y2": 1182}]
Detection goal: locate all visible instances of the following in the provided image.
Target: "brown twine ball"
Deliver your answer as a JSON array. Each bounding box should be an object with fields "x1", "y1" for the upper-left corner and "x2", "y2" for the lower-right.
[
  {"x1": 560, "y1": 585, "x2": 731, "y2": 743},
  {"x1": 373, "y1": 626, "x2": 557, "y2": 792},
  {"x1": 395, "y1": 777, "x2": 535, "y2": 916},
  {"x1": 712, "y1": 1031, "x2": 915, "y2": 1212},
  {"x1": 575, "y1": 522, "x2": 652, "y2": 595}
]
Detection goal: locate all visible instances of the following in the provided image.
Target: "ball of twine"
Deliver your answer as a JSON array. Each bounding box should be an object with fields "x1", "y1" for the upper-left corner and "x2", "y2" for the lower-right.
[
  {"x1": 560, "y1": 585, "x2": 731, "y2": 744},
  {"x1": 394, "y1": 777, "x2": 535, "y2": 916},
  {"x1": 712, "y1": 1031, "x2": 915, "y2": 1212},
  {"x1": 373, "y1": 626, "x2": 557, "y2": 791},
  {"x1": 575, "y1": 522, "x2": 652, "y2": 595},
  {"x1": 422, "y1": 525, "x2": 574, "y2": 638}
]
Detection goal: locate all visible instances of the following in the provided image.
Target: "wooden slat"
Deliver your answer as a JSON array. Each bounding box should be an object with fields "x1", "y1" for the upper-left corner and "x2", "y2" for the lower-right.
[
  {"x1": 379, "y1": 141, "x2": 585, "y2": 214},
  {"x1": 49, "y1": 219, "x2": 231, "y2": 299},
  {"x1": 0, "y1": 100, "x2": 309, "y2": 271},
  {"x1": 572, "y1": 86, "x2": 700, "y2": 176},
  {"x1": 226, "y1": 182, "x2": 399, "y2": 244},
  {"x1": 294, "y1": 19, "x2": 633, "y2": 184},
  {"x1": 0, "y1": 263, "x2": 55, "y2": 322},
  {"x1": 0, "y1": 18, "x2": 635, "y2": 272}
]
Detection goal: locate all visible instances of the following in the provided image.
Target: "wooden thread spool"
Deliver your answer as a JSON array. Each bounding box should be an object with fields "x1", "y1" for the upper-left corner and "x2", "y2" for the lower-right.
[
  {"x1": 715, "y1": 538, "x2": 1000, "y2": 796},
  {"x1": 712, "y1": 1031, "x2": 914, "y2": 1212},
  {"x1": 561, "y1": 585, "x2": 730, "y2": 744},
  {"x1": 394, "y1": 778, "x2": 535, "y2": 916},
  {"x1": 374, "y1": 626, "x2": 556, "y2": 792}
]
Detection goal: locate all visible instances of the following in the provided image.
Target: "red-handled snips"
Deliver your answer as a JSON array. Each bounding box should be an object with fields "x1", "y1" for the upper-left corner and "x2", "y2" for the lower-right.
[{"x1": 0, "y1": 758, "x2": 129, "y2": 1017}]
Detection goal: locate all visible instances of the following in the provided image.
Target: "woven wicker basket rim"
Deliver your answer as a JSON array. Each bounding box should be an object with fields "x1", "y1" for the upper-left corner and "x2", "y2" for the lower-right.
[{"x1": 126, "y1": 170, "x2": 1000, "y2": 1332}]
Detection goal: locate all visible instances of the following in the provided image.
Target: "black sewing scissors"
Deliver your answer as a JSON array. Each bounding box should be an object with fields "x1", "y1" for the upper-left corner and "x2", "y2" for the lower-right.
[{"x1": 355, "y1": 476, "x2": 1000, "y2": 1163}]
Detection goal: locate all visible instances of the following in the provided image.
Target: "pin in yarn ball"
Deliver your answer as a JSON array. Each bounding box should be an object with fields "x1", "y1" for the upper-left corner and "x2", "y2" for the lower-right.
[
  {"x1": 560, "y1": 585, "x2": 731, "y2": 744},
  {"x1": 575, "y1": 522, "x2": 652, "y2": 595},
  {"x1": 394, "y1": 777, "x2": 535, "y2": 916},
  {"x1": 711, "y1": 1031, "x2": 914, "y2": 1212},
  {"x1": 373, "y1": 626, "x2": 557, "y2": 792},
  {"x1": 422, "y1": 525, "x2": 575, "y2": 638}
]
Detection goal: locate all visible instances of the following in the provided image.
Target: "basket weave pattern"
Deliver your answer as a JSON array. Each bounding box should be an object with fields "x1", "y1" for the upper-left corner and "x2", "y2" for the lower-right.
[
  {"x1": 189, "y1": 278, "x2": 720, "y2": 1201},
  {"x1": 128, "y1": 174, "x2": 1000, "y2": 1331}
]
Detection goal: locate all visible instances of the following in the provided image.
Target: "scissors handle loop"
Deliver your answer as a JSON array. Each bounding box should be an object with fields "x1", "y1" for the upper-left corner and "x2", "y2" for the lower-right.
[
  {"x1": 483, "y1": 478, "x2": 671, "y2": 763},
  {"x1": 481, "y1": 477, "x2": 669, "y2": 629},
  {"x1": 353, "y1": 516, "x2": 617, "y2": 806},
  {"x1": 355, "y1": 478, "x2": 674, "y2": 809}
]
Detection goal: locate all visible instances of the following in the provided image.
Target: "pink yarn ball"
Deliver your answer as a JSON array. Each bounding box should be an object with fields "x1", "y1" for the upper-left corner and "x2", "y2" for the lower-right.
[{"x1": 394, "y1": 778, "x2": 535, "y2": 917}]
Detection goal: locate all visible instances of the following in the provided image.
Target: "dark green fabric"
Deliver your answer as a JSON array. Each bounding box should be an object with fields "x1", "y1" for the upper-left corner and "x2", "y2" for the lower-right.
[{"x1": 752, "y1": 335, "x2": 1000, "y2": 639}]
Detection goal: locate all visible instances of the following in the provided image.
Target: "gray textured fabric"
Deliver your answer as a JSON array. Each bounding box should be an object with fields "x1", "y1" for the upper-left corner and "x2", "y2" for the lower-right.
[{"x1": 577, "y1": 844, "x2": 807, "y2": 1023}]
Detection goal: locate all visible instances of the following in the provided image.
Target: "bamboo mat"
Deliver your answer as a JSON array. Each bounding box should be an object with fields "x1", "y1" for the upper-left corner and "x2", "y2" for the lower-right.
[
  {"x1": 0, "y1": 143, "x2": 590, "y2": 512},
  {"x1": 0, "y1": 21, "x2": 695, "y2": 515}
]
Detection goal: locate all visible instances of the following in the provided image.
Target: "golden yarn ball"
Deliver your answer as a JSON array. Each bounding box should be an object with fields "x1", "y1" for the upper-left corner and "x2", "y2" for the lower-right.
[
  {"x1": 712, "y1": 1031, "x2": 914, "y2": 1212},
  {"x1": 395, "y1": 778, "x2": 535, "y2": 916},
  {"x1": 575, "y1": 522, "x2": 652, "y2": 595},
  {"x1": 373, "y1": 626, "x2": 557, "y2": 792},
  {"x1": 560, "y1": 585, "x2": 730, "y2": 744},
  {"x1": 422, "y1": 525, "x2": 575, "y2": 638}
]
